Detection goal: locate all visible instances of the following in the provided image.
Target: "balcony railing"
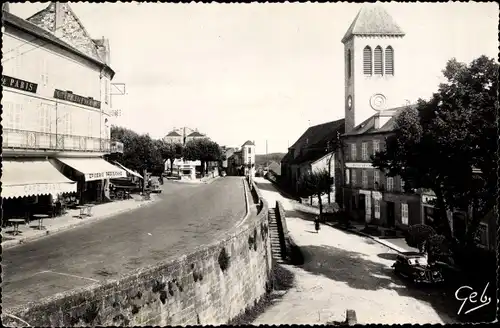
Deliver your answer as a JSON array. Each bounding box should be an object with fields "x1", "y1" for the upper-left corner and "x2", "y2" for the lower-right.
[{"x1": 2, "y1": 128, "x2": 111, "y2": 153}]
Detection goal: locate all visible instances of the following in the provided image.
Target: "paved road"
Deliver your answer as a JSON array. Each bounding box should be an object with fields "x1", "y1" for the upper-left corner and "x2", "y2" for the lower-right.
[{"x1": 2, "y1": 177, "x2": 246, "y2": 309}]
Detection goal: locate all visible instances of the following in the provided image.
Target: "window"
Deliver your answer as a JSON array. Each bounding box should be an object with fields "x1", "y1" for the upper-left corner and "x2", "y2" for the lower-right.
[
  {"x1": 362, "y1": 142, "x2": 368, "y2": 160},
  {"x1": 401, "y1": 203, "x2": 409, "y2": 225},
  {"x1": 347, "y1": 49, "x2": 352, "y2": 78},
  {"x1": 362, "y1": 170, "x2": 368, "y2": 188},
  {"x1": 248, "y1": 147, "x2": 251, "y2": 154},
  {"x1": 38, "y1": 103, "x2": 51, "y2": 133},
  {"x1": 387, "y1": 177, "x2": 394, "y2": 191},
  {"x1": 373, "y1": 140, "x2": 380, "y2": 153},
  {"x1": 351, "y1": 170, "x2": 356, "y2": 186},
  {"x1": 350, "y1": 143, "x2": 357, "y2": 161},
  {"x1": 385, "y1": 46, "x2": 394, "y2": 75},
  {"x1": 41, "y1": 56, "x2": 49, "y2": 87},
  {"x1": 345, "y1": 169, "x2": 350, "y2": 184},
  {"x1": 374, "y1": 170, "x2": 380, "y2": 185},
  {"x1": 475, "y1": 223, "x2": 489, "y2": 248},
  {"x1": 374, "y1": 199, "x2": 380, "y2": 219},
  {"x1": 374, "y1": 46, "x2": 383, "y2": 75},
  {"x1": 400, "y1": 178, "x2": 405, "y2": 191},
  {"x1": 363, "y1": 46, "x2": 372, "y2": 75}
]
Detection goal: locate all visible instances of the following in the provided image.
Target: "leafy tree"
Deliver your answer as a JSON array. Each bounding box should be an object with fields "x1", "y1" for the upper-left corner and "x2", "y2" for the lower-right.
[
  {"x1": 296, "y1": 168, "x2": 333, "y2": 220},
  {"x1": 156, "y1": 140, "x2": 184, "y2": 174},
  {"x1": 372, "y1": 56, "x2": 498, "y2": 243},
  {"x1": 183, "y1": 138, "x2": 223, "y2": 176},
  {"x1": 110, "y1": 126, "x2": 163, "y2": 173}
]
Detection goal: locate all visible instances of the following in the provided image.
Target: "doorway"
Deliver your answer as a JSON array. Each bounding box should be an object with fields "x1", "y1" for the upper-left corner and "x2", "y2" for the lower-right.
[
  {"x1": 386, "y1": 201, "x2": 395, "y2": 227},
  {"x1": 359, "y1": 194, "x2": 366, "y2": 219}
]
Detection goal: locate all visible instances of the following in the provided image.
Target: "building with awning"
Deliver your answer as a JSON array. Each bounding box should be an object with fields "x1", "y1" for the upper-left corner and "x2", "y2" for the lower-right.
[
  {"x1": 50, "y1": 158, "x2": 127, "y2": 181},
  {"x1": 1, "y1": 159, "x2": 77, "y2": 199},
  {"x1": 113, "y1": 161, "x2": 143, "y2": 179}
]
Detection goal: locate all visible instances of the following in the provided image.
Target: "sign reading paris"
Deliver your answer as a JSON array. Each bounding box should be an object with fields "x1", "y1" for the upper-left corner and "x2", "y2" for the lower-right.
[
  {"x1": 2, "y1": 75, "x2": 38, "y2": 93},
  {"x1": 54, "y1": 89, "x2": 101, "y2": 109}
]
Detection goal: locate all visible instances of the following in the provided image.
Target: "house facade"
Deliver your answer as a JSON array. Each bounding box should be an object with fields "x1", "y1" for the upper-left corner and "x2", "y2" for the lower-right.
[
  {"x1": 280, "y1": 119, "x2": 345, "y2": 205},
  {"x1": 1, "y1": 3, "x2": 126, "y2": 220}
]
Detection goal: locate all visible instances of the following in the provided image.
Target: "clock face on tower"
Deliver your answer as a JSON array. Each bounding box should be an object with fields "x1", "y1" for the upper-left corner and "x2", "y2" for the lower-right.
[{"x1": 347, "y1": 96, "x2": 352, "y2": 110}]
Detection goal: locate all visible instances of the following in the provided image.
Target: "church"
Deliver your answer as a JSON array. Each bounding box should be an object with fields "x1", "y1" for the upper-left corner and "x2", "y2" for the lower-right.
[{"x1": 338, "y1": 5, "x2": 422, "y2": 230}]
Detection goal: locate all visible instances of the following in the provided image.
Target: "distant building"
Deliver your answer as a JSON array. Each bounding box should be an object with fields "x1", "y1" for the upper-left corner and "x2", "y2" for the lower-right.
[
  {"x1": 267, "y1": 161, "x2": 281, "y2": 176},
  {"x1": 163, "y1": 127, "x2": 207, "y2": 145},
  {"x1": 226, "y1": 140, "x2": 256, "y2": 176}
]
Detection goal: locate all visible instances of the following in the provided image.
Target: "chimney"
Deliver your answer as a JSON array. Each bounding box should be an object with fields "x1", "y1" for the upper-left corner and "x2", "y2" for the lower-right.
[
  {"x1": 374, "y1": 113, "x2": 391, "y2": 130},
  {"x1": 54, "y1": 2, "x2": 65, "y2": 38}
]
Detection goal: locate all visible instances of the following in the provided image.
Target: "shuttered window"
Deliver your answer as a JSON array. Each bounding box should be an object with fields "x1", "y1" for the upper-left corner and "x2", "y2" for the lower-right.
[
  {"x1": 385, "y1": 46, "x2": 394, "y2": 75},
  {"x1": 363, "y1": 46, "x2": 372, "y2": 75},
  {"x1": 374, "y1": 46, "x2": 383, "y2": 75}
]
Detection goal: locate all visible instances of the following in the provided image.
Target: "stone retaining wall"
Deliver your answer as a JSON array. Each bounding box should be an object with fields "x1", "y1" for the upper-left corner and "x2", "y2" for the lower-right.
[{"x1": 3, "y1": 185, "x2": 271, "y2": 327}]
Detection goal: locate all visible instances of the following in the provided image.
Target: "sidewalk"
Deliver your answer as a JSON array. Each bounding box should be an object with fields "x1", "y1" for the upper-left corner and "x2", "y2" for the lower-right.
[
  {"x1": 259, "y1": 178, "x2": 415, "y2": 254},
  {"x1": 1, "y1": 195, "x2": 158, "y2": 250}
]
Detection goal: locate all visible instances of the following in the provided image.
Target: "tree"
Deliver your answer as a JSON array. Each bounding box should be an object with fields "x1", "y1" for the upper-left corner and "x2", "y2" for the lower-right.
[
  {"x1": 296, "y1": 168, "x2": 333, "y2": 220},
  {"x1": 156, "y1": 140, "x2": 184, "y2": 174},
  {"x1": 372, "y1": 56, "x2": 498, "y2": 243},
  {"x1": 110, "y1": 126, "x2": 163, "y2": 173},
  {"x1": 183, "y1": 138, "x2": 223, "y2": 176}
]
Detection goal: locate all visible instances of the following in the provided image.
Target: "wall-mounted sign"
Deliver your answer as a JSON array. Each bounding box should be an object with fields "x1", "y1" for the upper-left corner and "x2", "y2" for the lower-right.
[
  {"x1": 345, "y1": 162, "x2": 373, "y2": 169},
  {"x1": 110, "y1": 141, "x2": 124, "y2": 154},
  {"x1": 54, "y1": 89, "x2": 101, "y2": 109},
  {"x1": 2, "y1": 75, "x2": 38, "y2": 93}
]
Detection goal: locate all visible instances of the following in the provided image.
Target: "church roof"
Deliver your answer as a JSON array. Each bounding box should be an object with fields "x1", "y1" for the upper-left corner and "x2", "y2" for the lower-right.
[
  {"x1": 242, "y1": 140, "x2": 255, "y2": 146},
  {"x1": 341, "y1": 5, "x2": 405, "y2": 43},
  {"x1": 166, "y1": 131, "x2": 182, "y2": 137},
  {"x1": 343, "y1": 105, "x2": 417, "y2": 136}
]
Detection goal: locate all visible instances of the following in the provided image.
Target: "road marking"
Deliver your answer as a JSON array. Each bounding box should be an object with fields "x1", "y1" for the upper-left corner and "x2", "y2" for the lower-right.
[{"x1": 35, "y1": 270, "x2": 99, "y2": 282}]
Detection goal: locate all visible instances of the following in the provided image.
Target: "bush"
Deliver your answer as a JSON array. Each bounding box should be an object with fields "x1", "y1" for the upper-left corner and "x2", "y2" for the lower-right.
[
  {"x1": 426, "y1": 234, "x2": 450, "y2": 263},
  {"x1": 405, "y1": 224, "x2": 437, "y2": 252}
]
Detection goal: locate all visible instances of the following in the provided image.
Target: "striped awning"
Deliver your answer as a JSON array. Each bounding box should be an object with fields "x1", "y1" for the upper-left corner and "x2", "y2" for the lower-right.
[
  {"x1": 114, "y1": 162, "x2": 143, "y2": 179},
  {"x1": 54, "y1": 157, "x2": 127, "y2": 181},
  {"x1": 1, "y1": 159, "x2": 77, "y2": 199}
]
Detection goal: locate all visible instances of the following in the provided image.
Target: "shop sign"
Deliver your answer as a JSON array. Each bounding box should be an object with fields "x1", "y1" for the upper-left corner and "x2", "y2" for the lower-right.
[
  {"x1": 346, "y1": 162, "x2": 373, "y2": 169},
  {"x1": 2, "y1": 75, "x2": 38, "y2": 93},
  {"x1": 111, "y1": 141, "x2": 124, "y2": 154},
  {"x1": 87, "y1": 171, "x2": 125, "y2": 180},
  {"x1": 54, "y1": 89, "x2": 101, "y2": 109},
  {"x1": 422, "y1": 195, "x2": 437, "y2": 205}
]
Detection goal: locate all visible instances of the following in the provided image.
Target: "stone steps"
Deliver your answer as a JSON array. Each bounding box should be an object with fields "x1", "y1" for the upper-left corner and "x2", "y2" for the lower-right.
[{"x1": 268, "y1": 208, "x2": 284, "y2": 262}]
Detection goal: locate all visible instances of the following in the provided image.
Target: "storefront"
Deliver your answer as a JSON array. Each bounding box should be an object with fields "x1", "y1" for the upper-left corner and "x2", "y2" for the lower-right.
[
  {"x1": 50, "y1": 157, "x2": 126, "y2": 203},
  {"x1": 2, "y1": 158, "x2": 77, "y2": 225}
]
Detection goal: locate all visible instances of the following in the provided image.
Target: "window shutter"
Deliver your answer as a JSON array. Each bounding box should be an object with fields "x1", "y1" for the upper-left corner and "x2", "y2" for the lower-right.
[
  {"x1": 363, "y1": 46, "x2": 372, "y2": 75},
  {"x1": 385, "y1": 46, "x2": 394, "y2": 75},
  {"x1": 374, "y1": 46, "x2": 383, "y2": 75}
]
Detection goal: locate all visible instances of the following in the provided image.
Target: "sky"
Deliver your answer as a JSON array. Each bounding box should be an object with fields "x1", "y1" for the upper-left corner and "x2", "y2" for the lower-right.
[{"x1": 10, "y1": 2, "x2": 499, "y2": 154}]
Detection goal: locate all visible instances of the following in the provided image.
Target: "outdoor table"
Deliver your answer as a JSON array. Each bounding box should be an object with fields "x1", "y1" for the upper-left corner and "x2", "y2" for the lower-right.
[
  {"x1": 75, "y1": 205, "x2": 88, "y2": 219},
  {"x1": 8, "y1": 218, "x2": 25, "y2": 236},
  {"x1": 86, "y1": 204, "x2": 95, "y2": 217},
  {"x1": 32, "y1": 214, "x2": 49, "y2": 230}
]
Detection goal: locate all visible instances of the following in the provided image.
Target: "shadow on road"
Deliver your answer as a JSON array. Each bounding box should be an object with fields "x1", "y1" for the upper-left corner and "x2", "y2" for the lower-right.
[
  {"x1": 288, "y1": 243, "x2": 469, "y2": 324},
  {"x1": 254, "y1": 181, "x2": 298, "y2": 201}
]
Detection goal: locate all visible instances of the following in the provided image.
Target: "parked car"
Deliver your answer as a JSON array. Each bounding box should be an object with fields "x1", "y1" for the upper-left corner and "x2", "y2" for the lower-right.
[{"x1": 392, "y1": 252, "x2": 444, "y2": 284}]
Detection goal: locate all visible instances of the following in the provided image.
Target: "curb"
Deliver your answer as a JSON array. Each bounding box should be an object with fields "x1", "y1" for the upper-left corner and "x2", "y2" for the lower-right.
[
  {"x1": 325, "y1": 222, "x2": 410, "y2": 254},
  {"x1": 2, "y1": 198, "x2": 158, "y2": 250},
  {"x1": 235, "y1": 178, "x2": 251, "y2": 230}
]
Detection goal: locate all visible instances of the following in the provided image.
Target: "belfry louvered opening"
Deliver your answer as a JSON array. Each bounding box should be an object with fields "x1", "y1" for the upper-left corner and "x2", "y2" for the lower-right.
[
  {"x1": 385, "y1": 46, "x2": 394, "y2": 75},
  {"x1": 374, "y1": 46, "x2": 383, "y2": 75},
  {"x1": 363, "y1": 46, "x2": 372, "y2": 75}
]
